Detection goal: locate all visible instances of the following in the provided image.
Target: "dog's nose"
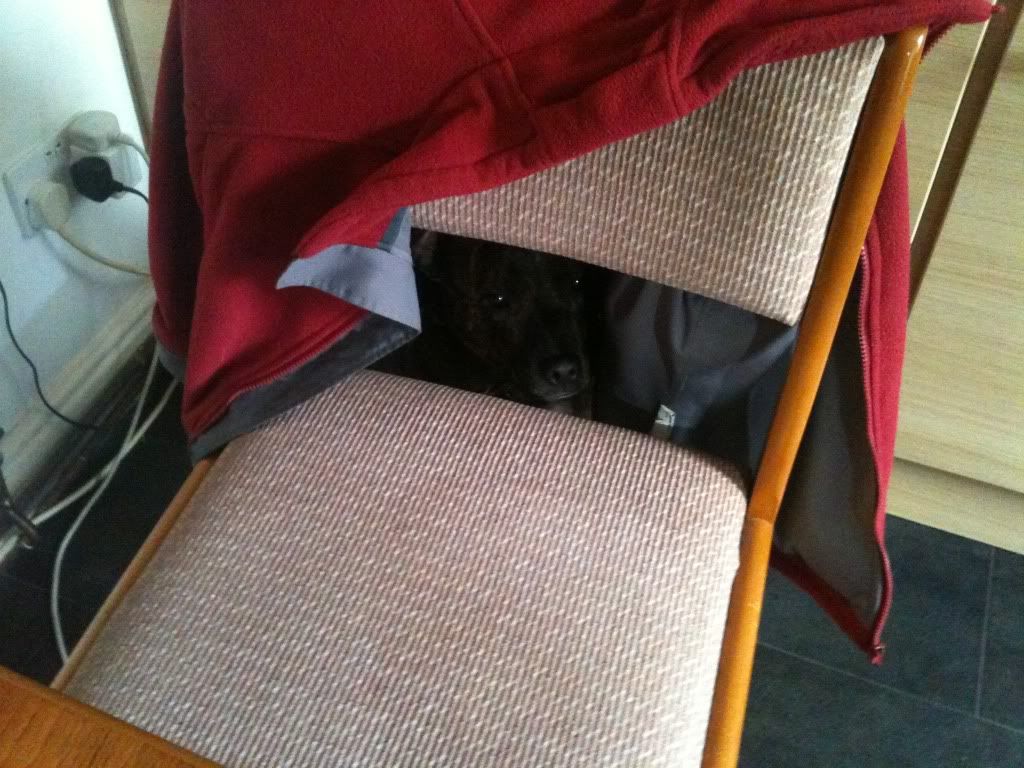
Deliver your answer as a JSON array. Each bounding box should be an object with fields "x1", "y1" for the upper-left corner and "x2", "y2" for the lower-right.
[{"x1": 542, "y1": 355, "x2": 580, "y2": 387}]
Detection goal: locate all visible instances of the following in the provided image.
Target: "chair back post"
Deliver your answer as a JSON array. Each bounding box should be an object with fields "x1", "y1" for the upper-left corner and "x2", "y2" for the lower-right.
[{"x1": 701, "y1": 27, "x2": 926, "y2": 768}]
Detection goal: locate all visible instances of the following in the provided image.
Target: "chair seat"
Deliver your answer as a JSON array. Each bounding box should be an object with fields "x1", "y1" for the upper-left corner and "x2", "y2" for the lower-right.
[{"x1": 65, "y1": 372, "x2": 748, "y2": 767}]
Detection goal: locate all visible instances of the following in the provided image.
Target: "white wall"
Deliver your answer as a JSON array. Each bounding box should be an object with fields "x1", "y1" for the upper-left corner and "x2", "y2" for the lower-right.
[{"x1": 0, "y1": 1, "x2": 150, "y2": 457}]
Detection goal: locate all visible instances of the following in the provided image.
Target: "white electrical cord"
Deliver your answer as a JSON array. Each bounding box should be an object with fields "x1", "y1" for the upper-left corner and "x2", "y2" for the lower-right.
[
  {"x1": 49, "y1": 347, "x2": 174, "y2": 661},
  {"x1": 115, "y1": 132, "x2": 150, "y2": 166},
  {"x1": 28, "y1": 181, "x2": 151, "y2": 278},
  {"x1": 0, "y1": 363, "x2": 176, "y2": 567},
  {"x1": 55, "y1": 225, "x2": 150, "y2": 277},
  {"x1": 37, "y1": 382, "x2": 177, "y2": 528}
]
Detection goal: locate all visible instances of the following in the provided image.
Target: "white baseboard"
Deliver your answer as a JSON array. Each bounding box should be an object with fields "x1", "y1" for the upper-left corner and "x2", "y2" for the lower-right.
[{"x1": 1, "y1": 283, "x2": 156, "y2": 498}]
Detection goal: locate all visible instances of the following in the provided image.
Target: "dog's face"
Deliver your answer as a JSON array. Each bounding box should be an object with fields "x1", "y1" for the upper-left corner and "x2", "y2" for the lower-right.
[{"x1": 415, "y1": 231, "x2": 591, "y2": 405}]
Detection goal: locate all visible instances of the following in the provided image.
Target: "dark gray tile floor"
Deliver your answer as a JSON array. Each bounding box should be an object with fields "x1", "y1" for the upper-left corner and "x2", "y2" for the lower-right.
[
  {"x1": 758, "y1": 518, "x2": 993, "y2": 712},
  {"x1": 745, "y1": 518, "x2": 1024, "y2": 766},
  {"x1": 2, "y1": 393, "x2": 1022, "y2": 766},
  {"x1": 743, "y1": 646, "x2": 1024, "y2": 768},
  {"x1": 980, "y1": 549, "x2": 1024, "y2": 731}
]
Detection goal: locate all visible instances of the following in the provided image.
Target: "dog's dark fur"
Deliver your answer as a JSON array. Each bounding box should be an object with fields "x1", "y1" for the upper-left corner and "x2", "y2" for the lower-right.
[{"x1": 375, "y1": 230, "x2": 593, "y2": 413}]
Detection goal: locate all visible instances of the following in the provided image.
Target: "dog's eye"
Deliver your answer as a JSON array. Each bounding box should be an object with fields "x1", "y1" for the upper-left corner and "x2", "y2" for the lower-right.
[{"x1": 483, "y1": 292, "x2": 506, "y2": 308}]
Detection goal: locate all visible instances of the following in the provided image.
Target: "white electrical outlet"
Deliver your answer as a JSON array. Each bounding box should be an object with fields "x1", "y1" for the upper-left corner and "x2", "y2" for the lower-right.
[
  {"x1": 3, "y1": 136, "x2": 143, "y2": 237},
  {"x1": 2, "y1": 137, "x2": 67, "y2": 237}
]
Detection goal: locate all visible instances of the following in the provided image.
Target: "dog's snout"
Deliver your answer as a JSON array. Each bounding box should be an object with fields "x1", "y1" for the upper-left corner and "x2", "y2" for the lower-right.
[{"x1": 542, "y1": 355, "x2": 580, "y2": 387}]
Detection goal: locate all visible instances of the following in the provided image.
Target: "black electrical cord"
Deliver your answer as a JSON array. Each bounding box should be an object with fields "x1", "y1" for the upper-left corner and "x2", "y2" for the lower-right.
[
  {"x1": 120, "y1": 187, "x2": 149, "y2": 204},
  {"x1": 0, "y1": 276, "x2": 102, "y2": 431}
]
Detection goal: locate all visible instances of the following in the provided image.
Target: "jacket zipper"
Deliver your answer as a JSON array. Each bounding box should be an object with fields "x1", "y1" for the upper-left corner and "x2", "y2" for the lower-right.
[{"x1": 857, "y1": 240, "x2": 894, "y2": 662}]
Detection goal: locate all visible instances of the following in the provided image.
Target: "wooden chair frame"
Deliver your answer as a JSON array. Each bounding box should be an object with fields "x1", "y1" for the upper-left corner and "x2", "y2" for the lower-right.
[
  {"x1": 702, "y1": 27, "x2": 925, "y2": 768},
  {"x1": 0, "y1": 28, "x2": 926, "y2": 768}
]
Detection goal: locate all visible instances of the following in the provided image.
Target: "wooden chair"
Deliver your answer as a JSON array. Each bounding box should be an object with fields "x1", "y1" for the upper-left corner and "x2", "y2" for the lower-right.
[{"x1": 14, "y1": 28, "x2": 923, "y2": 768}]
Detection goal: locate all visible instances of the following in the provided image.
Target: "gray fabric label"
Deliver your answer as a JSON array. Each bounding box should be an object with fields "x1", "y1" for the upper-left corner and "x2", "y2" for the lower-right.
[{"x1": 651, "y1": 404, "x2": 676, "y2": 441}]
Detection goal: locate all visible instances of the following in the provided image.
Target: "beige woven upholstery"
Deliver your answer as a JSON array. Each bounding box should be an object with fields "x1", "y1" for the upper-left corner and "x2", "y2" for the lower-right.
[
  {"x1": 414, "y1": 38, "x2": 883, "y2": 324},
  {"x1": 67, "y1": 372, "x2": 747, "y2": 767}
]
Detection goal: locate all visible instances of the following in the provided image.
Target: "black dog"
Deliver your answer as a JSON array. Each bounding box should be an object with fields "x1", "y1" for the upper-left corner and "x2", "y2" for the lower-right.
[{"x1": 375, "y1": 230, "x2": 593, "y2": 414}]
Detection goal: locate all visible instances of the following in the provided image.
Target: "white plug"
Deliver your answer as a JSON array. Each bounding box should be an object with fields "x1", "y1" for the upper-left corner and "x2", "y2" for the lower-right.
[
  {"x1": 25, "y1": 178, "x2": 150, "y2": 277},
  {"x1": 59, "y1": 111, "x2": 148, "y2": 193},
  {"x1": 60, "y1": 111, "x2": 123, "y2": 154},
  {"x1": 26, "y1": 180, "x2": 71, "y2": 232}
]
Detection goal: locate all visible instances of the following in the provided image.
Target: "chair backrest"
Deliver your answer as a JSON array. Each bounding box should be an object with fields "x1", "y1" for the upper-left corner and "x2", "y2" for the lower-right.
[{"x1": 413, "y1": 38, "x2": 883, "y2": 325}]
